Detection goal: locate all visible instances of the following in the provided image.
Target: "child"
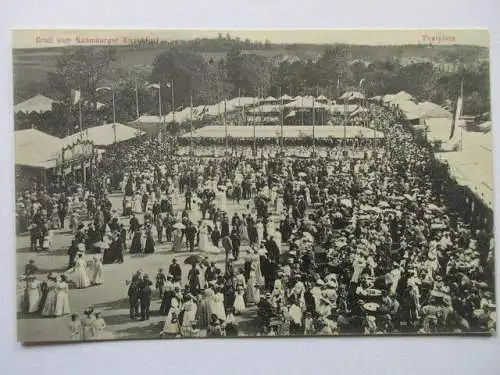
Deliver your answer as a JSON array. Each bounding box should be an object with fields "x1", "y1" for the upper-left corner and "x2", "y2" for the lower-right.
[
  {"x1": 233, "y1": 284, "x2": 246, "y2": 315},
  {"x1": 69, "y1": 313, "x2": 82, "y2": 341}
]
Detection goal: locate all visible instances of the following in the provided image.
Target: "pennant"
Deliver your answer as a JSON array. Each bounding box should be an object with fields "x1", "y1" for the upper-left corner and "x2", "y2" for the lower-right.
[{"x1": 71, "y1": 89, "x2": 81, "y2": 105}]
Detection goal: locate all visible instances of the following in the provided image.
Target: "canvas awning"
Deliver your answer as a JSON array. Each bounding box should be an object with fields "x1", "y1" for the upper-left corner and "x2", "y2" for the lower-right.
[
  {"x1": 63, "y1": 123, "x2": 144, "y2": 147},
  {"x1": 15, "y1": 129, "x2": 63, "y2": 169},
  {"x1": 14, "y1": 94, "x2": 57, "y2": 114}
]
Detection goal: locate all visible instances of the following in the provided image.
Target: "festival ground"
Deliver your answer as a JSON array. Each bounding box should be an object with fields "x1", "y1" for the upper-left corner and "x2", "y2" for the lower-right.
[{"x1": 16, "y1": 191, "x2": 267, "y2": 342}]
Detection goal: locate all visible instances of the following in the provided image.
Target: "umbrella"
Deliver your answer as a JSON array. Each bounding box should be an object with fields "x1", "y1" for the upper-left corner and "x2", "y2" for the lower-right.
[
  {"x1": 173, "y1": 222, "x2": 186, "y2": 230},
  {"x1": 298, "y1": 172, "x2": 307, "y2": 177},
  {"x1": 184, "y1": 254, "x2": 203, "y2": 266}
]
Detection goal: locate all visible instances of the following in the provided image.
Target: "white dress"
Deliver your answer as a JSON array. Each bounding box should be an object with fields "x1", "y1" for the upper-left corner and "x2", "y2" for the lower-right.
[
  {"x1": 256, "y1": 222, "x2": 264, "y2": 244},
  {"x1": 54, "y1": 281, "x2": 71, "y2": 316},
  {"x1": 233, "y1": 287, "x2": 246, "y2": 314},
  {"x1": 198, "y1": 227, "x2": 210, "y2": 252},
  {"x1": 27, "y1": 280, "x2": 41, "y2": 313},
  {"x1": 74, "y1": 258, "x2": 90, "y2": 289},
  {"x1": 91, "y1": 259, "x2": 104, "y2": 285}
]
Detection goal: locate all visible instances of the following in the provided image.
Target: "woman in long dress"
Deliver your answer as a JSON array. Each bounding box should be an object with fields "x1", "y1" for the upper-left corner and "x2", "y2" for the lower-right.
[
  {"x1": 132, "y1": 192, "x2": 142, "y2": 213},
  {"x1": 198, "y1": 224, "x2": 210, "y2": 252},
  {"x1": 239, "y1": 218, "x2": 249, "y2": 243},
  {"x1": 129, "y1": 230, "x2": 143, "y2": 254},
  {"x1": 233, "y1": 285, "x2": 246, "y2": 315},
  {"x1": 82, "y1": 310, "x2": 96, "y2": 341},
  {"x1": 246, "y1": 268, "x2": 260, "y2": 305},
  {"x1": 69, "y1": 314, "x2": 82, "y2": 341},
  {"x1": 93, "y1": 312, "x2": 114, "y2": 340},
  {"x1": 172, "y1": 228, "x2": 183, "y2": 252},
  {"x1": 41, "y1": 275, "x2": 57, "y2": 317},
  {"x1": 209, "y1": 287, "x2": 226, "y2": 321},
  {"x1": 73, "y1": 254, "x2": 90, "y2": 289},
  {"x1": 91, "y1": 257, "x2": 104, "y2": 285},
  {"x1": 144, "y1": 227, "x2": 155, "y2": 254},
  {"x1": 196, "y1": 288, "x2": 213, "y2": 330},
  {"x1": 251, "y1": 252, "x2": 265, "y2": 287},
  {"x1": 26, "y1": 275, "x2": 41, "y2": 313},
  {"x1": 180, "y1": 296, "x2": 198, "y2": 336},
  {"x1": 256, "y1": 220, "x2": 264, "y2": 245},
  {"x1": 54, "y1": 275, "x2": 71, "y2": 317}
]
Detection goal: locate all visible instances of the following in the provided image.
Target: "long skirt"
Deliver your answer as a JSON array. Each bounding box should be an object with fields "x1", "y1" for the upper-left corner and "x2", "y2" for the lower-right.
[{"x1": 41, "y1": 290, "x2": 57, "y2": 317}]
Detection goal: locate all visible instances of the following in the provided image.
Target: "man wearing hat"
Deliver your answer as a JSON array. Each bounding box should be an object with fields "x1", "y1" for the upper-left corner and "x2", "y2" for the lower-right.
[
  {"x1": 168, "y1": 259, "x2": 182, "y2": 283},
  {"x1": 139, "y1": 274, "x2": 153, "y2": 321}
]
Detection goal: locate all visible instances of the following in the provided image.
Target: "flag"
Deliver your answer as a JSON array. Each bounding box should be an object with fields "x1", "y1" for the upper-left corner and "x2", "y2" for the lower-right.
[
  {"x1": 359, "y1": 78, "x2": 366, "y2": 88},
  {"x1": 96, "y1": 86, "x2": 112, "y2": 92},
  {"x1": 71, "y1": 89, "x2": 81, "y2": 105}
]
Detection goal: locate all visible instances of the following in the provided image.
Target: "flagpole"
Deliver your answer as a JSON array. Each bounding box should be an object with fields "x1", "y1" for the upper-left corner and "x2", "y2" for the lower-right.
[
  {"x1": 78, "y1": 85, "x2": 83, "y2": 133},
  {"x1": 112, "y1": 88, "x2": 117, "y2": 144},
  {"x1": 280, "y1": 87, "x2": 284, "y2": 154},
  {"x1": 158, "y1": 82, "x2": 162, "y2": 122},
  {"x1": 224, "y1": 99, "x2": 228, "y2": 156},
  {"x1": 135, "y1": 82, "x2": 140, "y2": 120},
  {"x1": 312, "y1": 97, "x2": 316, "y2": 155},
  {"x1": 171, "y1": 80, "x2": 175, "y2": 124},
  {"x1": 190, "y1": 94, "x2": 193, "y2": 156},
  {"x1": 254, "y1": 94, "x2": 258, "y2": 157}
]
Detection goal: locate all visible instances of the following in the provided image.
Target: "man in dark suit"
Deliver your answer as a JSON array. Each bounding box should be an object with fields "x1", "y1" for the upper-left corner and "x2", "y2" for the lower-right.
[
  {"x1": 221, "y1": 215, "x2": 230, "y2": 238},
  {"x1": 211, "y1": 226, "x2": 221, "y2": 247},
  {"x1": 139, "y1": 275, "x2": 152, "y2": 320},
  {"x1": 230, "y1": 228, "x2": 241, "y2": 261},
  {"x1": 205, "y1": 262, "x2": 219, "y2": 284},
  {"x1": 265, "y1": 236, "x2": 281, "y2": 263},
  {"x1": 128, "y1": 275, "x2": 140, "y2": 319},
  {"x1": 120, "y1": 224, "x2": 127, "y2": 250},
  {"x1": 185, "y1": 221, "x2": 197, "y2": 252},
  {"x1": 115, "y1": 233, "x2": 124, "y2": 264},
  {"x1": 168, "y1": 258, "x2": 182, "y2": 283}
]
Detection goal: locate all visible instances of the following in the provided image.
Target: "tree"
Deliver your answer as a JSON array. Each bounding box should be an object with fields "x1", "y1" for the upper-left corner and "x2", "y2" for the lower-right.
[{"x1": 151, "y1": 48, "x2": 211, "y2": 107}]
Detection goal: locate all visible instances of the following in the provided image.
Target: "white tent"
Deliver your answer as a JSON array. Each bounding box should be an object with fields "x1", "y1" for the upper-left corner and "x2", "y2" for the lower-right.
[
  {"x1": 181, "y1": 125, "x2": 385, "y2": 139},
  {"x1": 279, "y1": 94, "x2": 294, "y2": 102},
  {"x1": 262, "y1": 96, "x2": 277, "y2": 103},
  {"x1": 15, "y1": 129, "x2": 63, "y2": 169},
  {"x1": 340, "y1": 91, "x2": 365, "y2": 101},
  {"x1": 247, "y1": 105, "x2": 281, "y2": 114},
  {"x1": 284, "y1": 97, "x2": 329, "y2": 109},
  {"x1": 392, "y1": 91, "x2": 415, "y2": 102},
  {"x1": 64, "y1": 123, "x2": 144, "y2": 147},
  {"x1": 14, "y1": 95, "x2": 57, "y2": 114},
  {"x1": 417, "y1": 101, "x2": 452, "y2": 119}
]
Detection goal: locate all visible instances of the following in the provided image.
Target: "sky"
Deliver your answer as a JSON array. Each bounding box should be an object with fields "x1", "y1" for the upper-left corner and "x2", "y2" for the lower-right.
[{"x1": 12, "y1": 29, "x2": 490, "y2": 49}]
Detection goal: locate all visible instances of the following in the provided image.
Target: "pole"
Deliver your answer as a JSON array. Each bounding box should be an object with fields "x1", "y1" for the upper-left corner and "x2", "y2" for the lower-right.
[
  {"x1": 224, "y1": 99, "x2": 228, "y2": 155},
  {"x1": 78, "y1": 85, "x2": 83, "y2": 133},
  {"x1": 280, "y1": 87, "x2": 284, "y2": 154},
  {"x1": 254, "y1": 96, "x2": 258, "y2": 157},
  {"x1": 135, "y1": 82, "x2": 140, "y2": 120},
  {"x1": 312, "y1": 97, "x2": 316, "y2": 155},
  {"x1": 112, "y1": 89, "x2": 116, "y2": 144},
  {"x1": 190, "y1": 94, "x2": 193, "y2": 156},
  {"x1": 171, "y1": 80, "x2": 175, "y2": 124}
]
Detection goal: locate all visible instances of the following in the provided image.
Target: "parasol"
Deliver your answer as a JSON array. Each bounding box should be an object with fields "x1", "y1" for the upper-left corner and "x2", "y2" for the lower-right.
[
  {"x1": 184, "y1": 254, "x2": 204, "y2": 265},
  {"x1": 173, "y1": 222, "x2": 186, "y2": 230},
  {"x1": 340, "y1": 198, "x2": 352, "y2": 208},
  {"x1": 298, "y1": 172, "x2": 307, "y2": 177}
]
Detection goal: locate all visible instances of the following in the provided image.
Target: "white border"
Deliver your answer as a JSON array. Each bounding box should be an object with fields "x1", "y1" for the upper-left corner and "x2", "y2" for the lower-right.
[{"x1": 2, "y1": 0, "x2": 500, "y2": 374}]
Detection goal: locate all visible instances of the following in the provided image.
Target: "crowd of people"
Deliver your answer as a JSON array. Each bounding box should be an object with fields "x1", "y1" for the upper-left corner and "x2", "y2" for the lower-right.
[{"x1": 17, "y1": 103, "x2": 496, "y2": 339}]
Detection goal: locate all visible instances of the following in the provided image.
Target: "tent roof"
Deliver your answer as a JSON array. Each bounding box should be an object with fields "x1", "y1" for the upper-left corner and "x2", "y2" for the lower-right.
[
  {"x1": 15, "y1": 129, "x2": 63, "y2": 168},
  {"x1": 340, "y1": 91, "x2": 365, "y2": 100},
  {"x1": 63, "y1": 123, "x2": 144, "y2": 147},
  {"x1": 478, "y1": 121, "x2": 492, "y2": 132},
  {"x1": 316, "y1": 95, "x2": 328, "y2": 101},
  {"x1": 284, "y1": 97, "x2": 329, "y2": 109},
  {"x1": 280, "y1": 94, "x2": 293, "y2": 101},
  {"x1": 436, "y1": 129, "x2": 493, "y2": 209},
  {"x1": 263, "y1": 96, "x2": 277, "y2": 102},
  {"x1": 417, "y1": 101, "x2": 452, "y2": 119},
  {"x1": 423, "y1": 118, "x2": 466, "y2": 142},
  {"x1": 14, "y1": 94, "x2": 57, "y2": 114},
  {"x1": 393, "y1": 91, "x2": 415, "y2": 102},
  {"x1": 181, "y1": 125, "x2": 384, "y2": 139},
  {"x1": 247, "y1": 105, "x2": 281, "y2": 114}
]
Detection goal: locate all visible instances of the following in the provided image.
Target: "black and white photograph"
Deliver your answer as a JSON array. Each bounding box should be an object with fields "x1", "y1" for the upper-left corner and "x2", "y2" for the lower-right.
[{"x1": 13, "y1": 29, "x2": 495, "y2": 344}]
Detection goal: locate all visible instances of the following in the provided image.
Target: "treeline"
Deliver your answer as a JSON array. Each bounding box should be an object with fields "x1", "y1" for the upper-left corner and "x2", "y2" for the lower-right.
[{"x1": 14, "y1": 40, "x2": 490, "y2": 137}]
